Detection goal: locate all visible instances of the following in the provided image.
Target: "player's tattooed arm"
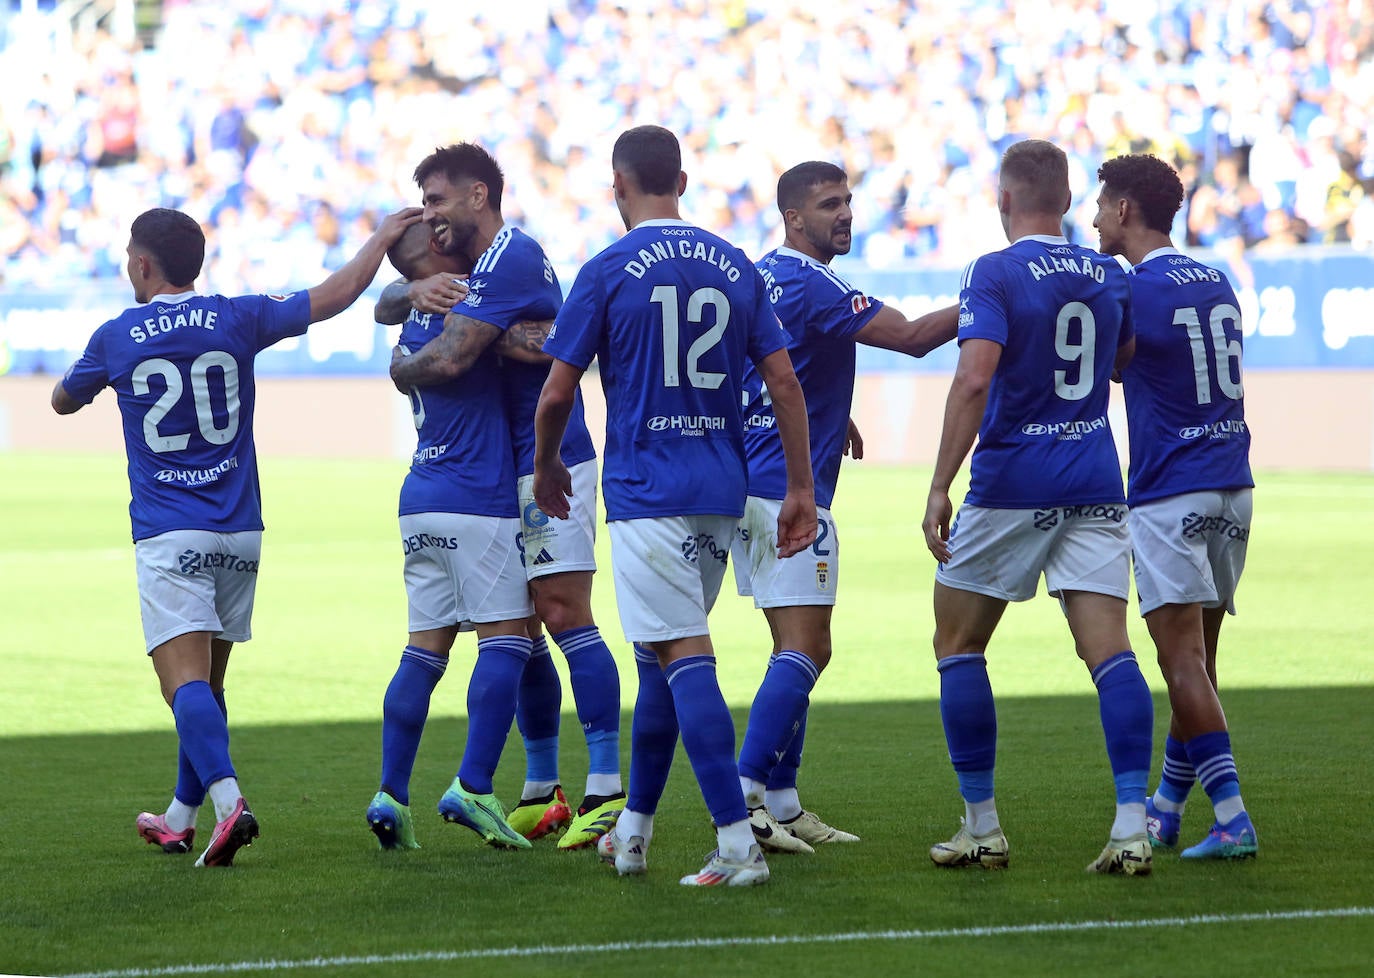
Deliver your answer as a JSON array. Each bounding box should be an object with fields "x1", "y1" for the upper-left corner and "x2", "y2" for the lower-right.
[
  {"x1": 495, "y1": 319, "x2": 553, "y2": 364},
  {"x1": 374, "y1": 279, "x2": 413, "y2": 326},
  {"x1": 390, "y1": 312, "x2": 501, "y2": 393},
  {"x1": 375, "y1": 275, "x2": 469, "y2": 325}
]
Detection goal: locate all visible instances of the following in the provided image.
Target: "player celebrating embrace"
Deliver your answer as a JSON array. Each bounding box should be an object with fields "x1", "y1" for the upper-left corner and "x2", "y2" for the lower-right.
[
  {"x1": 921, "y1": 139, "x2": 1154, "y2": 875},
  {"x1": 52, "y1": 203, "x2": 422, "y2": 867},
  {"x1": 1094, "y1": 153, "x2": 1257, "y2": 860},
  {"x1": 534, "y1": 125, "x2": 816, "y2": 887}
]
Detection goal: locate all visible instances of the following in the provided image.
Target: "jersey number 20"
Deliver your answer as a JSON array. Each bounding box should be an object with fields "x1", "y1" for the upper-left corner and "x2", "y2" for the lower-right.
[{"x1": 132, "y1": 352, "x2": 240, "y2": 452}]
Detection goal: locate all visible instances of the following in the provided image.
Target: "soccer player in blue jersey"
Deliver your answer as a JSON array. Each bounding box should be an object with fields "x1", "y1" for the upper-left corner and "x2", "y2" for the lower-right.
[
  {"x1": 734, "y1": 161, "x2": 959, "y2": 852},
  {"x1": 51, "y1": 203, "x2": 422, "y2": 867},
  {"x1": 387, "y1": 143, "x2": 624, "y2": 849},
  {"x1": 920, "y1": 139, "x2": 1155, "y2": 875},
  {"x1": 534, "y1": 125, "x2": 816, "y2": 887},
  {"x1": 1094, "y1": 153, "x2": 1258, "y2": 860},
  {"x1": 366, "y1": 220, "x2": 553, "y2": 850}
]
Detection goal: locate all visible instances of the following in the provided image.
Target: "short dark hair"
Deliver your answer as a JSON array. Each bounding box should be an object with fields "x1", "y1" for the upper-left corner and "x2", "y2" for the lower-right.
[
  {"x1": 1097, "y1": 154, "x2": 1186, "y2": 235},
  {"x1": 387, "y1": 221, "x2": 436, "y2": 281},
  {"x1": 776, "y1": 161, "x2": 848, "y2": 215},
  {"x1": 130, "y1": 208, "x2": 205, "y2": 286},
  {"x1": 611, "y1": 126, "x2": 681, "y2": 196},
  {"x1": 413, "y1": 143, "x2": 504, "y2": 211},
  {"x1": 1000, "y1": 139, "x2": 1070, "y2": 215}
]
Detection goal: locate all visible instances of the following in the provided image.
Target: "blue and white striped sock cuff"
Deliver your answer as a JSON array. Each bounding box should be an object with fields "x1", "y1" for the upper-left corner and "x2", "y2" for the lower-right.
[
  {"x1": 477, "y1": 634, "x2": 533, "y2": 662},
  {"x1": 401, "y1": 644, "x2": 448, "y2": 677},
  {"x1": 663, "y1": 655, "x2": 715, "y2": 688},
  {"x1": 633, "y1": 643, "x2": 657, "y2": 666},
  {"x1": 553, "y1": 625, "x2": 605, "y2": 657},
  {"x1": 1090, "y1": 650, "x2": 1138, "y2": 686},
  {"x1": 773, "y1": 649, "x2": 820, "y2": 685},
  {"x1": 530, "y1": 634, "x2": 551, "y2": 658}
]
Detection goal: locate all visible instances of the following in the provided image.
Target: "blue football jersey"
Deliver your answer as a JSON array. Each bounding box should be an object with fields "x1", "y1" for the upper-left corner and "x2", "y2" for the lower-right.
[
  {"x1": 743, "y1": 247, "x2": 882, "y2": 509},
  {"x1": 1121, "y1": 248, "x2": 1253, "y2": 505},
  {"x1": 59, "y1": 290, "x2": 312, "y2": 541},
  {"x1": 546, "y1": 219, "x2": 788, "y2": 521},
  {"x1": 456, "y1": 225, "x2": 596, "y2": 476},
  {"x1": 396, "y1": 308, "x2": 518, "y2": 518},
  {"x1": 957, "y1": 235, "x2": 1133, "y2": 509}
]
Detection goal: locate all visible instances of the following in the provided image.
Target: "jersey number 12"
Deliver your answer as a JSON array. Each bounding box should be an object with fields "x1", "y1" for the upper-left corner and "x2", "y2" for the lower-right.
[{"x1": 651, "y1": 285, "x2": 729, "y2": 389}]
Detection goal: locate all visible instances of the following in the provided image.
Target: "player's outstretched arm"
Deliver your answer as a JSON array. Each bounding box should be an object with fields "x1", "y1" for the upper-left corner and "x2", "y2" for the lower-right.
[
  {"x1": 532, "y1": 358, "x2": 584, "y2": 520},
  {"x1": 922, "y1": 337, "x2": 1000, "y2": 563},
  {"x1": 307, "y1": 207, "x2": 423, "y2": 324},
  {"x1": 856, "y1": 303, "x2": 960, "y2": 358},
  {"x1": 757, "y1": 348, "x2": 817, "y2": 558}
]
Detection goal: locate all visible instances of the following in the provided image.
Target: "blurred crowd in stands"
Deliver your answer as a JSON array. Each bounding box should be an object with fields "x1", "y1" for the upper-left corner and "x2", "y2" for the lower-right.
[{"x1": 1, "y1": 0, "x2": 1371, "y2": 293}]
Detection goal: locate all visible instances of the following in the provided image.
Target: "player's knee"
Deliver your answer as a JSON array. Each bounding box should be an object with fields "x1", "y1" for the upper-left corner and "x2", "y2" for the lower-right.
[{"x1": 534, "y1": 591, "x2": 593, "y2": 636}]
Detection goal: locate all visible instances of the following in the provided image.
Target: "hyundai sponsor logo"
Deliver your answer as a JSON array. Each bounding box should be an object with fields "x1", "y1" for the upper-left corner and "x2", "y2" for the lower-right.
[{"x1": 154, "y1": 457, "x2": 239, "y2": 486}]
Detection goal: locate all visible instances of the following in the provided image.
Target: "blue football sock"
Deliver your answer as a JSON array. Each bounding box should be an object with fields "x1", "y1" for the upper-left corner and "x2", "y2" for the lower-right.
[
  {"x1": 1185, "y1": 729, "x2": 1244, "y2": 819},
  {"x1": 1155, "y1": 734, "x2": 1195, "y2": 808},
  {"x1": 174, "y1": 686, "x2": 226, "y2": 807},
  {"x1": 938, "y1": 654, "x2": 997, "y2": 803},
  {"x1": 552, "y1": 626, "x2": 621, "y2": 777},
  {"x1": 738, "y1": 650, "x2": 818, "y2": 785},
  {"x1": 171, "y1": 680, "x2": 235, "y2": 791},
  {"x1": 767, "y1": 657, "x2": 806, "y2": 792},
  {"x1": 627, "y1": 644, "x2": 678, "y2": 816},
  {"x1": 1091, "y1": 651, "x2": 1153, "y2": 805},
  {"x1": 457, "y1": 635, "x2": 532, "y2": 795},
  {"x1": 516, "y1": 635, "x2": 561, "y2": 785},
  {"x1": 664, "y1": 654, "x2": 747, "y2": 827},
  {"x1": 379, "y1": 645, "x2": 447, "y2": 806}
]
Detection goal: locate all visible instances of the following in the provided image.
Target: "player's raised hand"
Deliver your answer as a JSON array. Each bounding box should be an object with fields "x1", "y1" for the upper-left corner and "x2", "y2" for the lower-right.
[
  {"x1": 376, "y1": 207, "x2": 424, "y2": 245},
  {"x1": 775, "y1": 489, "x2": 818, "y2": 558},
  {"x1": 922, "y1": 487, "x2": 953, "y2": 563},
  {"x1": 533, "y1": 459, "x2": 573, "y2": 520},
  {"x1": 409, "y1": 273, "x2": 469, "y2": 315}
]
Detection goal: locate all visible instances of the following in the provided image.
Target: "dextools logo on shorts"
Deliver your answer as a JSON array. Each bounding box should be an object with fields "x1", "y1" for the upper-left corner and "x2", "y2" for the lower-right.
[
  {"x1": 1180, "y1": 513, "x2": 1250, "y2": 542},
  {"x1": 178, "y1": 549, "x2": 260, "y2": 574},
  {"x1": 681, "y1": 532, "x2": 729, "y2": 565}
]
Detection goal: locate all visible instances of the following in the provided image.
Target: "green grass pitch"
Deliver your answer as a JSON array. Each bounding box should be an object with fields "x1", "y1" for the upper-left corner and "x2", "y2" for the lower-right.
[{"x1": 1, "y1": 453, "x2": 1371, "y2": 977}]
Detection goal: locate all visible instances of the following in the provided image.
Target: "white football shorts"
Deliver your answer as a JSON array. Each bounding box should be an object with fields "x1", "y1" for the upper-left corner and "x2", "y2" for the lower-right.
[
  {"x1": 400, "y1": 512, "x2": 533, "y2": 631},
  {"x1": 608, "y1": 514, "x2": 738, "y2": 643},
  {"x1": 935, "y1": 502, "x2": 1131, "y2": 602},
  {"x1": 134, "y1": 528, "x2": 262, "y2": 653},
  {"x1": 732, "y1": 496, "x2": 838, "y2": 608},
  {"x1": 517, "y1": 458, "x2": 598, "y2": 581},
  {"x1": 1130, "y1": 488, "x2": 1251, "y2": 616}
]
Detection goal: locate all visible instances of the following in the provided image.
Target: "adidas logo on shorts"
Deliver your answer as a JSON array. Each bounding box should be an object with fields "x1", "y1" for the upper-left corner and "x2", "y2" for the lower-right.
[{"x1": 532, "y1": 548, "x2": 556, "y2": 566}]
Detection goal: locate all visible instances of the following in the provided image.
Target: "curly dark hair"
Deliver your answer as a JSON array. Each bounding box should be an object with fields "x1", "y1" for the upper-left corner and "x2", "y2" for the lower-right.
[{"x1": 1097, "y1": 154, "x2": 1185, "y2": 235}]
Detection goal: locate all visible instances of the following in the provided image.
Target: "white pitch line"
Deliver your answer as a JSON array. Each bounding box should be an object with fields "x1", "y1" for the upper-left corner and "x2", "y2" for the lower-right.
[{"x1": 56, "y1": 906, "x2": 1374, "y2": 978}]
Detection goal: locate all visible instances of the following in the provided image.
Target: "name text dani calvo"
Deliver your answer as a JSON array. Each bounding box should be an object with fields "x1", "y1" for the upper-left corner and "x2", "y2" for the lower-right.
[{"x1": 624, "y1": 234, "x2": 742, "y2": 282}]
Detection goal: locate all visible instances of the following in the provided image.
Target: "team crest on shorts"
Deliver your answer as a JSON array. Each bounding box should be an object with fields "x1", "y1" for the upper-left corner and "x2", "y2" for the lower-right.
[{"x1": 816, "y1": 561, "x2": 830, "y2": 590}]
